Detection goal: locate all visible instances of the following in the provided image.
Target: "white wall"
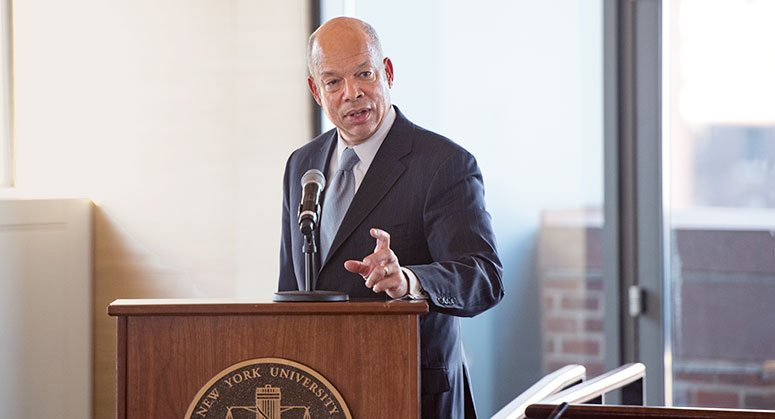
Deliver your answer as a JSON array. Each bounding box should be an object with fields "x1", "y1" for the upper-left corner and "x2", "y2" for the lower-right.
[{"x1": 9, "y1": 1, "x2": 311, "y2": 417}]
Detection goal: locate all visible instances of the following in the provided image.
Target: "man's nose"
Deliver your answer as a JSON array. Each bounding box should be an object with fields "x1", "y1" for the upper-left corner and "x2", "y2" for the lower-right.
[{"x1": 343, "y1": 78, "x2": 363, "y2": 101}]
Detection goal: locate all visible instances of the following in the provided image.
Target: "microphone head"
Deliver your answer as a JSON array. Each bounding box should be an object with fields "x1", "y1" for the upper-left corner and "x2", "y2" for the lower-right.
[{"x1": 301, "y1": 169, "x2": 326, "y2": 189}]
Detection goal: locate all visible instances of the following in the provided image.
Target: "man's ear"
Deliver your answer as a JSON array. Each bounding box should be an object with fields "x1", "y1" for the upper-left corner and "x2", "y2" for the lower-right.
[
  {"x1": 308, "y1": 77, "x2": 322, "y2": 105},
  {"x1": 383, "y1": 57, "x2": 394, "y2": 88}
]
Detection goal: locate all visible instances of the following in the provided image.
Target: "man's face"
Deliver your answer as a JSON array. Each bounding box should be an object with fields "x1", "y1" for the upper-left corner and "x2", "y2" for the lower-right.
[{"x1": 308, "y1": 29, "x2": 393, "y2": 146}]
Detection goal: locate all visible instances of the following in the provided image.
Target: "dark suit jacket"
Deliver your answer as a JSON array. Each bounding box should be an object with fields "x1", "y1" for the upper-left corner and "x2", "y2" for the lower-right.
[{"x1": 279, "y1": 106, "x2": 504, "y2": 418}]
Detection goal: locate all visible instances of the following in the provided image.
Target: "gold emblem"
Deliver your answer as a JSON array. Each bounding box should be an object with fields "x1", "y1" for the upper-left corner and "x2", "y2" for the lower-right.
[{"x1": 185, "y1": 357, "x2": 352, "y2": 419}]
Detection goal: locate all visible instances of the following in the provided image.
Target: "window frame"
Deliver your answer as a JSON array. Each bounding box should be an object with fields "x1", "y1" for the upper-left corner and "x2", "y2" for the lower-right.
[
  {"x1": 0, "y1": 0, "x2": 14, "y2": 188},
  {"x1": 610, "y1": 0, "x2": 670, "y2": 406}
]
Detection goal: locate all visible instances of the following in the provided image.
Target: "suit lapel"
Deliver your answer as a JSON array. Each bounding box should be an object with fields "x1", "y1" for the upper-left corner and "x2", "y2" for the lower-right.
[
  {"x1": 308, "y1": 130, "x2": 337, "y2": 173},
  {"x1": 321, "y1": 108, "x2": 415, "y2": 268}
]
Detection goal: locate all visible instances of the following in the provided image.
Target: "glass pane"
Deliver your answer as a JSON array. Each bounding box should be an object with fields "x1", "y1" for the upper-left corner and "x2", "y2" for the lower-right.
[
  {"x1": 666, "y1": 0, "x2": 775, "y2": 409},
  {"x1": 0, "y1": 0, "x2": 11, "y2": 187},
  {"x1": 319, "y1": 1, "x2": 605, "y2": 416}
]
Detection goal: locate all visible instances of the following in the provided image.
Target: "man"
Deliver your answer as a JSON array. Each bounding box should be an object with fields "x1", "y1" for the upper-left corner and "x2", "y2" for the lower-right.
[{"x1": 278, "y1": 17, "x2": 503, "y2": 418}]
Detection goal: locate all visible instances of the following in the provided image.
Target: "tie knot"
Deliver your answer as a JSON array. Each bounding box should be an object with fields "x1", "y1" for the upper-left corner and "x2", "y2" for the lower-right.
[{"x1": 338, "y1": 147, "x2": 360, "y2": 172}]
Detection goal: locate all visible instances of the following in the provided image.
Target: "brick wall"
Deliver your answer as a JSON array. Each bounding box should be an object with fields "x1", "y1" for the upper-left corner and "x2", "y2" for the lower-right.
[
  {"x1": 539, "y1": 211, "x2": 605, "y2": 378},
  {"x1": 670, "y1": 228, "x2": 775, "y2": 409},
  {"x1": 673, "y1": 365, "x2": 775, "y2": 409},
  {"x1": 538, "y1": 210, "x2": 775, "y2": 409}
]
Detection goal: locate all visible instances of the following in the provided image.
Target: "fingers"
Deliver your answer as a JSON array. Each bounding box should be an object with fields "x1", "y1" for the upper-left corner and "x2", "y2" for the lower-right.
[
  {"x1": 344, "y1": 260, "x2": 370, "y2": 276},
  {"x1": 345, "y1": 251, "x2": 401, "y2": 293},
  {"x1": 345, "y1": 249, "x2": 394, "y2": 275},
  {"x1": 370, "y1": 228, "x2": 390, "y2": 251},
  {"x1": 367, "y1": 262, "x2": 402, "y2": 294},
  {"x1": 372, "y1": 264, "x2": 409, "y2": 298},
  {"x1": 362, "y1": 247, "x2": 396, "y2": 271},
  {"x1": 358, "y1": 257, "x2": 393, "y2": 288},
  {"x1": 344, "y1": 228, "x2": 407, "y2": 298}
]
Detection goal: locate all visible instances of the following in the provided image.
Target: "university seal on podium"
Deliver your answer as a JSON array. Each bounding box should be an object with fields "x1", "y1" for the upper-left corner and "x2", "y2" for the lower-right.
[{"x1": 185, "y1": 357, "x2": 352, "y2": 419}]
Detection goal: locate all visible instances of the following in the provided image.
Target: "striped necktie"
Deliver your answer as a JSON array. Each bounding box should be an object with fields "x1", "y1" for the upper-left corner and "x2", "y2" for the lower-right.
[{"x1": 319, "y1": 147, "x2": 360, "y2": 263}]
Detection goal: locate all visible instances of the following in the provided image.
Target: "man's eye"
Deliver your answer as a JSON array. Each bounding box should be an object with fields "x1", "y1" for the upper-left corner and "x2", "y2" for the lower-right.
[
  {"x1": 325, "y1": 80, "x2": 338, "y2": 86},
  {"x1": 360, "y1": 71, "x2": 372, "y2": 77}
]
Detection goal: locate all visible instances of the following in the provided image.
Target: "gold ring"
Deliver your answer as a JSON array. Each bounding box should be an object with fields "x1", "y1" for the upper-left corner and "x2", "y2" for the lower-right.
[{"x1": 383, "y1": 266, "x2": 390, "y2": 276}]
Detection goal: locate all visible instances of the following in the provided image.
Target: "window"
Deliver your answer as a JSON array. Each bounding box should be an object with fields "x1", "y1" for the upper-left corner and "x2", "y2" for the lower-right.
[
  {"x1": 665, "y1": 0, "x2": 775, "y2": 409},
  {"x1": 0, "y1": 0, "x2": 13, "y2": 187},
  {"x1": 317, "y1": 1, "x2": 606, "y2": 415}
]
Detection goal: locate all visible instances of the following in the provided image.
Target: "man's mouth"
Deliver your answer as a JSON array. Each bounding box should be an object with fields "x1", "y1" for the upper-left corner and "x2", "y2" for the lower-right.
[{"x1": 345, "y1": 108, "x2": 370, "y2": 122}]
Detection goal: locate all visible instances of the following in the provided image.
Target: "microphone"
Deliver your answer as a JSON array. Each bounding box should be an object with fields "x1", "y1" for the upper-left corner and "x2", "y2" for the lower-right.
[
  {"x1": 274, "y1": 168, "x2": 347, "y2": 302},
  {"x1": 298, "y1": 169, "x2": 326, "y2": 235}
]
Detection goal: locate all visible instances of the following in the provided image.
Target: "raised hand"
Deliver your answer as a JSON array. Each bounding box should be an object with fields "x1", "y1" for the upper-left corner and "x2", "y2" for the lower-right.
[{"x1": 344, "y1": 228, "x2": 408, "y2": 298}]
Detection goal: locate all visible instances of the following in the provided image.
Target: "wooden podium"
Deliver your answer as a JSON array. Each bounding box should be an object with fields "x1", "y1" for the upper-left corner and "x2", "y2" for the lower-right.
[{"x1": 108, "y1": 299, "x2": 428, "y2": 418}]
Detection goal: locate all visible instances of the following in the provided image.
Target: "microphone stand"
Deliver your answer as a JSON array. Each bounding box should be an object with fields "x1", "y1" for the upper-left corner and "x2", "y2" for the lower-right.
[
  {"x1": 303, "y1": 232, "x2": 316, "y2": 294},
  {"x1": 274, "y1": 201, "x2": 348, "y2": 302}
]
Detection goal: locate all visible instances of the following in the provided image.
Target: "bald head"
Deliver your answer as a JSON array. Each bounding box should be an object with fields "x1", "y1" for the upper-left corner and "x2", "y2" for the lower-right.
[
  {"x1": 304, "y1": 17, "x2": 394, "y2": 145},
  {"x1": 307, "y1": 17, "x2": 384, "y2": 77}
]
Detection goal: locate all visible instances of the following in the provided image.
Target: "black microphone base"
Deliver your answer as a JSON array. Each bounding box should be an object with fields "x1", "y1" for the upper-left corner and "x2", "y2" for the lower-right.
[{"x1": 273, "y1": 290, "x2": 349, "y2": 302}]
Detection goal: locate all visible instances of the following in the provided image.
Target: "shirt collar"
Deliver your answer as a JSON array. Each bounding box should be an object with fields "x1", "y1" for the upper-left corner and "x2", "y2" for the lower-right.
[{"x1": 335, "y1": 105, "x2": 397, "y2": 170}]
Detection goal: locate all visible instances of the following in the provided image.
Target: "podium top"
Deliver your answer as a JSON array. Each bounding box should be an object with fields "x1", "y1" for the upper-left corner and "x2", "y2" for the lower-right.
[{"x1": 107, "y1": 298, "x2": 429, "y2": 316}]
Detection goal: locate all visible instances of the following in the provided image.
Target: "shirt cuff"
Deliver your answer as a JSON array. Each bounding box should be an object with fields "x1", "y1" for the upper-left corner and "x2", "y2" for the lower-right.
[{"x1": 401, "y1": 266, "x2": 427, "y2": 300}]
